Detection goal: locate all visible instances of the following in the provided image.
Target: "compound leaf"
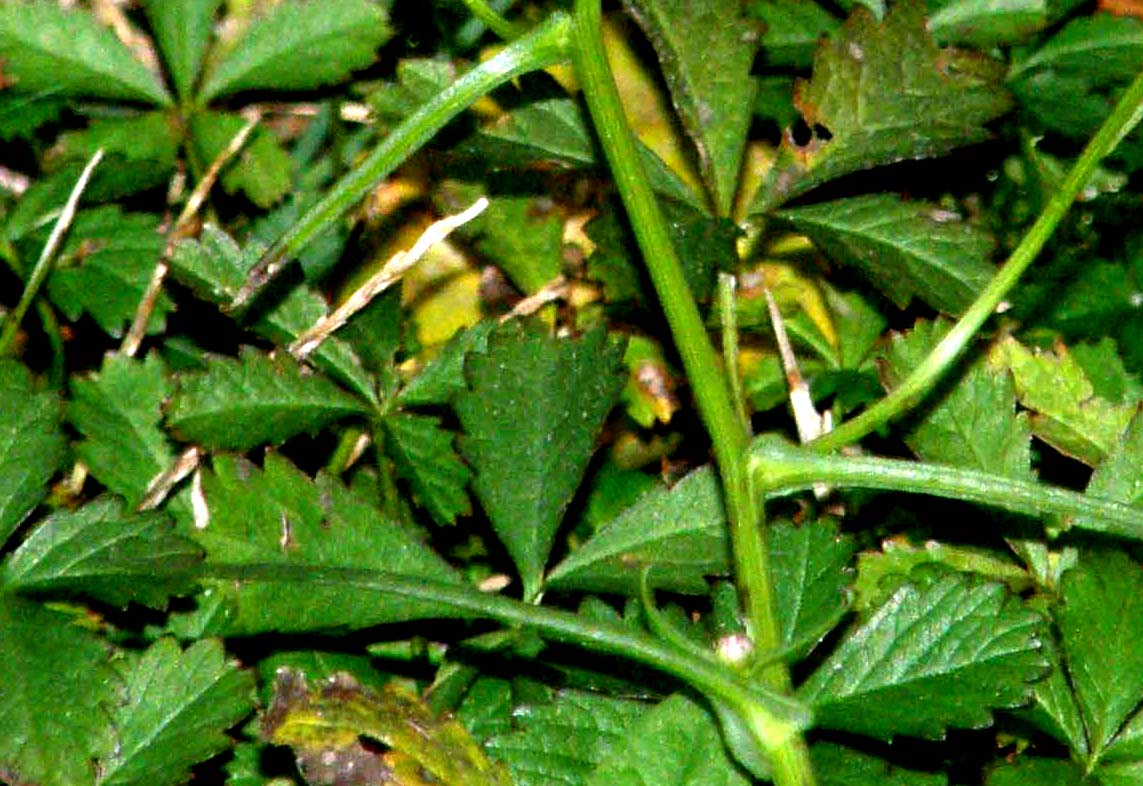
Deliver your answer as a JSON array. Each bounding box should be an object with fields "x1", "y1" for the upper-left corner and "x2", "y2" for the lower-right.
[
  {"x1": 198, "y1": 0, "x2": 391, "y2": 103},
  {"x1": 0, "y1": 361, "x2": 66, "y2": 548},
  {"x1": 799, "y1": 573, "x2": 1046, "y2": 740},
  {"x1": 2, "y1": 497, "x2": 200, "y2": 609},
  {"x1": 143, "y1": 0, "x2": 222, "y2": 101},
  {"x1": 455, "y1": 321, "x2": 626, "y2": 600},
  {"x1": 0, "y1": 2, "x2": 170, "y2": 105},
  {"x1": 97, "y1": 638, "x2": 254, "y2": 786},
  {"x1": 545, "y1": 466, "x2": 729, "y2": 595},
  {"x1": 47, "y1": 114, "x2": 181, "y2": 199},
  {"x1": 189, "y1": 112, "x2": 293, "y2": 209},
  {"x1": 166, "y1": 348, "x2": 371, "y2": 451},
  {"x1": 381, "y1": 412, "x2": 472, "y2": 526},
  {"x1": 0, "y1": 596, "x2": 118, "y2": 786},
  {"x1": 750, "y1": 0, "x2": 1010, "y2": 212},
  {"x1": 776, "y1": 195, "x2": 996, "y2": 314}
]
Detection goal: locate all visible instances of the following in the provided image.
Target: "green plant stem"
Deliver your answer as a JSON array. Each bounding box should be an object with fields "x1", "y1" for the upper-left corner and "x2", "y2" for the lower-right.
[
  {"x1": 718, "y1": 273, "x2": 749, "y2": 430},
  {"x1": 458, "y1": 0, "x2": 522, "y2": 40},
  {"x1": 811, "y1": 66, "x2": 1143, "y2": 454},
  {"x1": 231, "y1": 12, "x2": 573, "y2": 312},
  {"x1": 571, "y1": 3, "x2": 814, "y2": 783},
  {"x1": 0, "y1": 150, "x2": 103, "y2": 357},
  {"x1": 751, "y1": 435, "x2": 1143, "y2": 539},
  {"x1": 200, "y1": 563, "x2": 811, "y2": 744}
]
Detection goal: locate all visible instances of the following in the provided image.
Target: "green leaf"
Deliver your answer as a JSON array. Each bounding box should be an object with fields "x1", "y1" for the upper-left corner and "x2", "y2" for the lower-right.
[
  {"x1": 622, "y1": 0, "x2": 760, "y2": 215},
  {"x1": 1023, "y1": 635, "x2": 1089, "y2": 758},
  {"x1": 365, "y1": 58, "x2": 458, "y2": 125},
  {"x1": 0, "y1": 91, "x2": 65, "y2": 142},
  {"x1": 1009, "y1": 14, "x2": 1143, "y2": 84},
  {"x1": 545, "y1": 466, "x2": 729, "y2": 595},
  {"x1": 1056, "y1": 548, "x2": 1143, "y2": 758},
  {"x1": 799, "y1": 573, "x2": 1047, "y2": 740},
  {"x1": 398, "y1": 321, "x2": 495, "y2": 407},
  {"x1": 776, "y1": 195, "x2": 997, "y2": 314},
  {"x1": 0, "y1": 360, "x2": 66, "y2": 548},
  {"x1": 985, "y1": 758, "x2": 1086, "y2": 786},
  {"x1": 584, "y1": 693, "x2": 749, "y2": 786},
  {"x1": 455, "y1": 321, "x2": 626, "y2": 599},
  {"x1": 2, "y1": 497, "x2": 200, "y2": 609},
  {"x1": 191, "y1": 453, "x2": 460, "y2": 633},
  {"x1": 190, "y1": 112, "x2": 293, "y2": 208},
  {"x1": 69, "y1": 354, "x2": 180, "y2": 511},
  {"x1": 47, "y1": 113, "x2": 180, "y2": 199},
  {"x1": 0, "y1": 2, "x2": 170, "y2": 105},
  {"x1": 468, "y1": 194, "x2": 565, "y2": 294},
  {"x1": 997, "y1": 336, "x2": 1134, "y2": 466},
  {"x1": 751, "y1": 0, "x2": 840, "y2": 68},
  {"x1": 98, "y1": 638, "x2": 254, "y2": 786},
  {"x1": 381, "y1": 412, "x2": 472, "y2": 526},
  {"x1": 1070, "y1": 411, "x2": 1143, "y2": 534},
  {"x1": 926, "y1": 0, "x2": 1048, "y2": 48},
  {"x1": 1095, "y1": 760, "x2": 1143, "y2": 786},
  {"x1": 0, "y1": 596, "x2": 118, "y2": 786},
  {"x1": 46, "y1": 207, "x2": 172, "y2": 337},
  {"x1": 197, "y1": 0, "x2": 392, "y2": 103},
  {"x1": 812, "y1": 742, "x2": 947, "y2": 786},
  {"x1": 1104, "y1": 704, "x2": 1143, "y2": 762},
  {"x1": 880, "y1": 320, "x2": 1031, "y2": 477},
  {"x1": 770, "y1": 518, "x2": 855, "y2": 655},
  {"x1": 750, "y1": 0, "x2": 1010, "y2": 212},
  {"x1": 166, "y1": 347, "x2": 371, "y2": 451},
  {"x1": 169, "y1": 226, "x2": 378, "y2": 403},
  {"x1": 142, "y1": 0, "x2": 222, "y2": 101},
  {"x1": 482, "y1": 689, "x2": 649, "y2": 786}
]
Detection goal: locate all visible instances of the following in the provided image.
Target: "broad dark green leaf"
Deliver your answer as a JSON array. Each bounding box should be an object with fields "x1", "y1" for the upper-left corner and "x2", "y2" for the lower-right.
[
  {"x1": 1022, "y1": 635, "x2": 1089, "y2": 759},
  {"x1": 776, "y1": 195, "x2": 997, "y2": 314},
  {"x1": 752, "y1": 0, "x2": 840, "y2": 68},
  {"x1": 197, "y1": 0, "x2": 392, "y2": 102},
  {"x1": 1071, "y1": 411, "x2": 1143, "y2": 534},
  {"x1": 927, "y1": 0, "x2": 1048, "y2": 48},
  {"x1": 799, "y1": 573, "x2": 1047, "y2": 740},
  {"x1": 0, "y1": 2, "x2": 170, "y2": 105},
  {"x1": 984, "y1": 758, "x2": 1086, "y2": 786},
  {"x1": 97, "y1": 638, "x2": 254, "y2": 786},
  {"x1": 0, "y1": 596, "x2": 118, "y2": 786},
  {"x1": 0, "y1": 92, "x2": 65, "y2": 142},
  {"x1": 770, "y1": 518, "x2": 855, "y2": 655},
  {"x1": 1056, "y1": 549, "x2": 1143, "y2": 757},
  {"x1": 545, "y1": 466, "x2": 729, "y2": 595},
  {"x1": 190, "y1": 453, "x2": 461, "y2": 633},
  {"x1": 623, "y1": 0, "x2": 760, "y2": 215},
  {"x1": 813, "y1": 742, "x2": 947, "y2": 785},
  {"x1": 46, "y1": 207, "x2": 171, "y2": 338},
  {"x1": 170, "y1": 227, "x2": 377, "y2": 403},
  {"x1": 750, "y1": 0, "x2": 1010, "y2": 212},
  {"x1": 1096, "y1": 760, "x2": 1143, "y2": 786},
  {"x1": 0, "y1": 361, "x2": 66, "y2": 548},
  {"x1": 189, "y1": 112, "x2": 292, "y2": 209},
  {"x1": 166, "y1": 347, "x2": 371, "y2": 451},
  {"x1": 585, "y1": 693, "x2": 749, "y2": 786},
  {"x1": 143, "y1": 0, "x2": 222, "y2": 101},
  {"x1": 398, "y1": 321, "x2": 495, "y2": 407},
  {"x1": 47, "y1": 113, "x2": 180, "y2": 199},
  {"x1": 381, "y1": 412, "x2": 472, "y2": 525},
  {"x1": 455, "y1": 321, "x2": 626, "y2": 599},
  {"x1": 880, "y1": 320, "x2": 1031, "y2": 477},
  {"x1": 2, "y1": 497, "x2": 200, "y2": 609}
]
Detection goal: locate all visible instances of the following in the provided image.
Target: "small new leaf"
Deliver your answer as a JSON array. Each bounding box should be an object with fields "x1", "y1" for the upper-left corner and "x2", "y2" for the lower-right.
[
  {"x1": 456, "y1": 321, "x2": 626, "y2": 599},
  {"x1": 799, "y1": 573, "x2": 1047, "y2": 740},
  {"x1": 381, "y1": 412, "x2": 472, "y2": 525},
  {"x1": 98, "y1": 638, "x2": 254, "y2": 786},
  {"x1": 750, "y1": 0, "x2": 1010, "y2": 212},
  {"x1": 143, "y1": 0, "x2": 222, "y2": 101},
  {"x1": 166, "y1": 348, "x2": 371, "y2": 451}
]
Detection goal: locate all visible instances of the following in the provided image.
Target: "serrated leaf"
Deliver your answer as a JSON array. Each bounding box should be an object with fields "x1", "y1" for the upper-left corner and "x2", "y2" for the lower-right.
[
  {"x1": 0, "y1": 360, "x2": 66, "y2": 548},
  {"x1": 191, "y1": 453, "x2": 460, "y2": 633},
  {"x1": 198, "y1": 0, "x2": 391, "y2": 103},
  {"x1": 622, "y1": 0, "x2": 759, "y2": 215},
  {"x1": 1070, "y1": 411, "x2": 1143, "y2": 534},
  {"x1": 752, "y1": 0, "x2": 841, "y2": 68},
  {"x1": 398, "y1": 321, "x2": 495, "y2": 407},
  {"x1": 265, "y1": 669, "x2": 510, "y2": 786},
  {"x1": 97, "y1": 638, "x2": 254, "y2": 786},
  {"x1": 776, "y1": 195, "x2": 996, "y2": 314},
  {"x1": 750, "y1": 0, "x2": 1010, "y2": 212},
  {"x1": 166, "y1": 348, "x2": 371, "y2": 451},
  {"x1": 1056, "y1": 549, "x2": 1143, "y2": 758},
  {"x1": 455, "y1": 321, "x2": 626, "y2": 599},
  {"x1": 46, "y1": 207, "x2": 171, "y2": 337},
  {"x1": 812, "y1": 742, "x2": 947, "y2": 785},
  {"x1": 926, "y1": 0, "x2": 1048, "y2": 48},
  {"x1": 799, "y1": 573, "x2": 1046, "y2": 740},
  {"x1": 2, "y1": 497, "x2": 200, "y2": 609},
  {"x1": 190, "y1": 112, "x2": 293, "y2": 208},
  {"x1": 1104, "y1": 704, "x2": 1143, "y2": 762},
  {"x1": 545, "y1": 466, "x2": 729, "y2": 595},
  {"x1": 1022, "y1": 634, "x2": 1088, "y2": 758},
  {"x1": 0, "y1": 2, "x2": 170, "y2": 105},
  {"x1": 985, "y1": 758, "x2": 1086, "y2": 786},
  {"x1": 366, "y1": 57, "x2": 457, "y2": 125},
  {"x1": 468, "y1": 194, "x2": 564, "y2": 294},
  {"x1": 0, "y1": 595, "x2": 118, "y2": 786},
  {"x1": 143, "y1": 0, "x2": 222, "y2": 101},
  {"x1": 881, "y1": 320, "x2": 1031, "y2": 477},
  {"x1": 584, "y1": 693, "x2": 748, "y2": 786},
  {"x1": 382, "y1": 412, "x2": 471, "y2": 525},
  {"x1": 47, "y1": 113, "x2": 180, "y2": 199},
  {"x1": 483, "y1": 689, "x2": 649, "y2": 786},
  {"x1": 169, "y1": 226, "x2": 378, "y2": 403},
  {"x1": 997, "y1": 337, "x2": 1134, "y2": 466},
  {"x1": 770, "y1": 518, "x2": 855, "y2": 655}
]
